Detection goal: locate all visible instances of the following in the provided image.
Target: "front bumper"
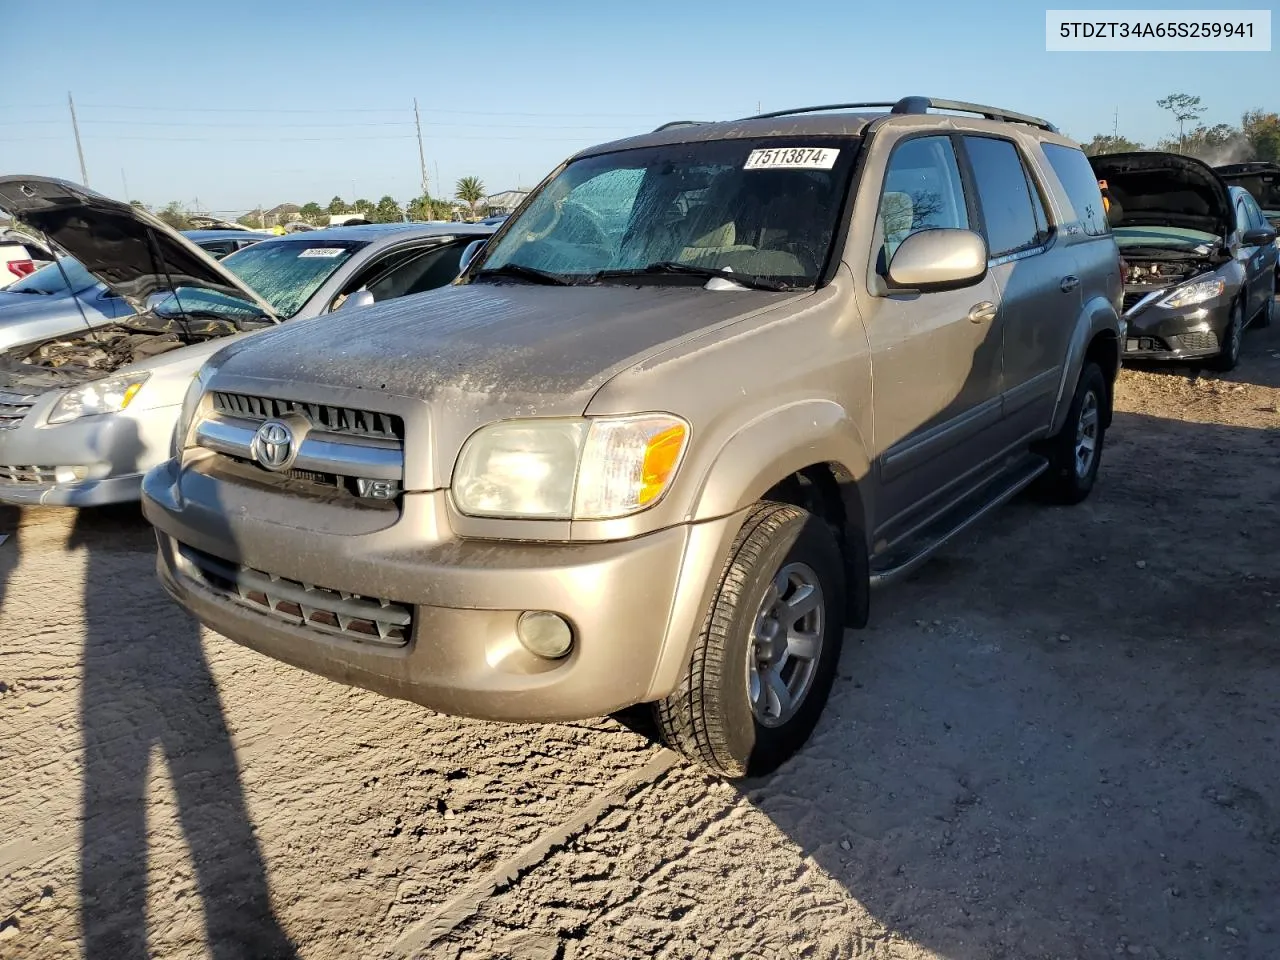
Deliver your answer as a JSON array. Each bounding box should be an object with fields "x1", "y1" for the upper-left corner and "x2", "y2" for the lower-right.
[
  {"x1": 0, "y1": 402, "x2": 179, "y2": 507},
  {"x1": 1122, "y1": 296, "x2": 1230, "y2": 361},
  {"x1": 142, "y1": 459, "x2": 743, "y2": 722}
]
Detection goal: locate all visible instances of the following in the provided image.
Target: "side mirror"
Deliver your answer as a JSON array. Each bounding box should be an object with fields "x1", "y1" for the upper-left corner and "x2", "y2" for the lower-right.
[
  {"x1": 886, "y1": 228, "x2": 988, "y2": 292},
  {"x1": 337, "y1": 289, "x2": 375, "y2": 312},
  {"x1": 1242, "y1": 227, "x2": 1277, "y2": 246},
  {"x1": 459, "y1": 238, "x2": 487, "y2": 273}
]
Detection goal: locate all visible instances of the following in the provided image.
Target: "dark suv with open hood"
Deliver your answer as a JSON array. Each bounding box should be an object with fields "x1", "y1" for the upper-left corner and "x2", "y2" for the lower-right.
[
  {"x1": 1092, "y1": 152, "x2": 1278, "y2": 370},
  {"x1": 144, "y1": 97, "x2": 1123, "y2": 777}
]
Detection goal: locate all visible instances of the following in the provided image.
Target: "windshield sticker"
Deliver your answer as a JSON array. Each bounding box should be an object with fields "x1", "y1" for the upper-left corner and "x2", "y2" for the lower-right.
[
  {"x1": 297, "y1": 247, "x2": 345, "y2": 258},
  {"x1": 744, "y1": 147, "x2": 839, "y2": 171}
]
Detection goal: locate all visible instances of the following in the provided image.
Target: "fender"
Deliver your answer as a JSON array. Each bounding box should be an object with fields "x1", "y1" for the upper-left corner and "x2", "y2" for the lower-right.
[
  {"x1": 1049, "y1": 294, "x2": 1121, "y2": 436},
  {"x1": 645, "y1": 399, "x2": 873, "y2": 701},
  {"x1": 688, "y1": 398, "x2": 872, "y2": 525}
]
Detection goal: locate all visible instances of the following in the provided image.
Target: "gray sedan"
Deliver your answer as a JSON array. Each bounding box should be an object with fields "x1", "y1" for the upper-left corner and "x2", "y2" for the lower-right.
[
  {"x1": 1091, "y1": 152, "x2": 1278, "y2": 371},
  {"x1": 0, "y1": 176, "x2": 493, "y2": 506}
]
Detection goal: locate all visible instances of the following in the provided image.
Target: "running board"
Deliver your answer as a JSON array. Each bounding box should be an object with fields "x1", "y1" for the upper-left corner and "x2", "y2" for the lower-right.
[{"x1": 869, "y1": 455, "x2": 1048, "y2": 588}]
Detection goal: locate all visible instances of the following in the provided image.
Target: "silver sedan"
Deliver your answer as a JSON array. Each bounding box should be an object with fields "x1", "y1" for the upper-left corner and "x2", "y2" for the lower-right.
[{"x1": 0, "y1": 176, "x2": 493, "y2": 506}]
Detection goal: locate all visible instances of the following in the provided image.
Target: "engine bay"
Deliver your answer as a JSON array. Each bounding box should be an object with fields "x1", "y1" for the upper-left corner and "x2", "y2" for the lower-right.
[
  {"x1": 0, "y1": 313, "x2": 244, "y2": 392},
  {"x1": 1123, "y1": 258, "x2": 1207, "y2": 287}
]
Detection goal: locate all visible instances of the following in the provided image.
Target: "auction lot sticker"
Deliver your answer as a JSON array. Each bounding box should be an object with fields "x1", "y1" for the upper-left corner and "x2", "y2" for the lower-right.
[
  {"x1": 1046, "y1": 9, "x2": 1271, "y2": 50},
  {"x1": 744, "y1": 148, "x2": 840, "y2": 171},
  {"x1": 297, "y1": 248, "x2": 346, "y2": 258}
]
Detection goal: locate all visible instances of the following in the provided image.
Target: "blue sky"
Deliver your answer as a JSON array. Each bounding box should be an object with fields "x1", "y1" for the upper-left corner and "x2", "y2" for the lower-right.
[{"x1": 3, "y1": 0, "x2": 1274, "y2": 214}]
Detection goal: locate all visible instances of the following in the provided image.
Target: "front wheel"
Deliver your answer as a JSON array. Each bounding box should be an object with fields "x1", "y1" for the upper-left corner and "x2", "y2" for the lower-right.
[
  {"x1": 1209, "y1": 300, "x2": 1244, "y2": 372},
  {"x1": 1255, "y1": 283, "x2": 1274, "y2": 329},
  {"x1": 655, "y1": 502, "x2": 846, "y2": 778}
]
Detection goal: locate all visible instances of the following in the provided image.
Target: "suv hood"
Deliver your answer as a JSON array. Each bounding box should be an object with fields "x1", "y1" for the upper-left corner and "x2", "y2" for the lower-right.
[
  {"x1": 0, "y1": 176, "x2": 275, "y2": 316},
  {"x1": 1089, "y1": 152, "x2": 1232, "y2": 236},
  {"x1": 211, "y1": 282, "x2": 805, "y2": 411}
]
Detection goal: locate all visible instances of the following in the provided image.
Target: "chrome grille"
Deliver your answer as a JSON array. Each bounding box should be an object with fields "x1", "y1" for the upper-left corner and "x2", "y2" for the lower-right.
[
  {"x1": 0, "y1": 465, "x2": 57, "y2": 485},
  {"x1": 0, "y1": 391, "x2": 36, "y2": 431},
  {"x1": 177, "y1": 543, "x2": 412, "y2": 647},
  {"x1": 211, "y1": 392, "x2": 403, "y2": 442}
]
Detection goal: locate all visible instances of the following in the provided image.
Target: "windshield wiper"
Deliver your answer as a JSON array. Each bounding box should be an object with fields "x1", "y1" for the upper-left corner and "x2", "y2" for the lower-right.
[
  {"x1": 472, "y1": 263, "x2": 574, "y2": 286},
  {"x1": 591, "y1": 262, "x2": 793, "y2": 292}
]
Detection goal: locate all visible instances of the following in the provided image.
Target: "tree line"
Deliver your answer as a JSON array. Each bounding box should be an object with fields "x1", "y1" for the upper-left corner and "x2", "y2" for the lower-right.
[
  {"x1": 1082, "y1": 94, "x2": 1279, "y2": 164},
  {"x1": 136, "y1": 176, "x2": 491, "y2": 231}
]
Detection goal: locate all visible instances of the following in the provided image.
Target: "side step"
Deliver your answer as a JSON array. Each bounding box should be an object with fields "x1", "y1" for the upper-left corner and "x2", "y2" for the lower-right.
[{"x1": 869, "y1": 455, "x2": 1048, "y2": 588}]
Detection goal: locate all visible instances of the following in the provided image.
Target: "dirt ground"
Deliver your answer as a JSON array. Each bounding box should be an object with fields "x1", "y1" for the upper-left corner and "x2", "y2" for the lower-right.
[{"x1": 2, "y1": 309, "x2": 1279, "y2": 960}]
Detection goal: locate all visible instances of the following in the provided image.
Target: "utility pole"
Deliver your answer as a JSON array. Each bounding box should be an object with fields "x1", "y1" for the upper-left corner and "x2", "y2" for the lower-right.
[
  {"x1": 414, "y1": 98, "x2": 430, "y2": 200},
  {"x1": 1113, "y1": 107, "x2": 1118, "y2": 138},
  {"x1": 67, "y1": 92, "x2": 89, "y2": 187}
]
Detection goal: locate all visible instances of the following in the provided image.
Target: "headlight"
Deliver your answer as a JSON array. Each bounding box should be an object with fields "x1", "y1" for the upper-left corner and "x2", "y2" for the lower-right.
[
  {"x1": 47, "y1": 373, "x2": 150, "y2": 425},
  {"x1": 1160, "y1": 277, "x2": 1225, "y2": 309},
  {"x1": 171, "y1": 368, "x2": 211, "y2": 456},
  {"x1": 452, "y1": 414, "x2": 689, "y2": 520}
]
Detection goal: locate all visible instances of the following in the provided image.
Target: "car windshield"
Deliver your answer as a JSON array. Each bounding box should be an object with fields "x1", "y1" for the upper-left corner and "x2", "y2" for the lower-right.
[
  {"x1": 154, "y1": 238, "x2": 365, "y2": 320},
  {"x1": 1113, "y1": 226, "x2": 1219, "y2": 250},
  {"x1": 6, "y1": 257, "x2": 98, "y2": 296},
  {"x1": 474, "y1": 136, "x2": 860, "y2": 288}
]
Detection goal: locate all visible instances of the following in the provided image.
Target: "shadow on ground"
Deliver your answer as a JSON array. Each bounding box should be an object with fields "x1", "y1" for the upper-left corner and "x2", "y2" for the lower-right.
[
  {"x1": 65, "y1": 445, "x2": 296, "y2": 958},
  {"x1": 738, "y1": 409, "x2": 1280, "y2": 959}
]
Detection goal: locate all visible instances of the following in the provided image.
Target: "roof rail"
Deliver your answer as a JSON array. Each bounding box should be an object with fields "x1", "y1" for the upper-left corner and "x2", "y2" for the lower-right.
[
  {"x1": 738, "y1": 97, "x2": 1058, "y2": 133},
  {"x1": 890, "y1": 97, "x2": 1058, "y2": 133},
  {"x1": 747, "y1": 102, "x2": 898, "y2": 121},
  {"x1": 652, "y1": 120, "x2": 709, "y2": 132}
]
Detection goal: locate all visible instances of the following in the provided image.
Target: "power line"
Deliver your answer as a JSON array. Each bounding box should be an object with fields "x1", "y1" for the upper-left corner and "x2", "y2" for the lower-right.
[
  {"x1": 76, "y1": 103, "x2": 672, "y2": 118},
  {"x1": 66, "y1": 133, "x2": 602, "y2": 144}
]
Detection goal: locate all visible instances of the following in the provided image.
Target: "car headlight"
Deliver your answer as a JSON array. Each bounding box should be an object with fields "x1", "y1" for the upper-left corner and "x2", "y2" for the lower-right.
[
  {"x1": 171, "y1": 368, "x2": 211, "y2": 456},
  {"x1": 452, "y1": 414, "x2": 689, "y2": 520},
  {"x1": 1160, "y1": 277, "x2": 1225, "y2": 309},
  {"x1": 47, "y1": 373, "x2": 150, "y2": 425}
]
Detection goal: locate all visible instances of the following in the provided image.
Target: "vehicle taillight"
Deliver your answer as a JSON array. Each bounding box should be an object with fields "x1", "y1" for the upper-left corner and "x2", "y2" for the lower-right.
[{"x1": 7, "y1": 259, "x2": 35, "y2": 279}]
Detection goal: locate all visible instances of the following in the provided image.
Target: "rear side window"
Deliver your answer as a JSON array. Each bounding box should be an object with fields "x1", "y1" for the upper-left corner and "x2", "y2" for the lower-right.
[
  {"x1": 1042, "y1": 143, "x2": 1111, "y2": 237},
  {"x1": 876, "y1": 135, "x2": 970, "y2": 268},
  {"x1": 962, "y1": 137, "x2": 1044, "y2": 258}
]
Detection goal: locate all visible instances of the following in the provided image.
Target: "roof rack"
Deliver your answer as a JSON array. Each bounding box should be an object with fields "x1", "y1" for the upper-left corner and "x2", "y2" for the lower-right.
[
  {"x1": 739, "y1": 97, "x2": 1058, "y2": 133},
  {"x1": 651, "y1": 120, "x2": 710, "y2": 132}
]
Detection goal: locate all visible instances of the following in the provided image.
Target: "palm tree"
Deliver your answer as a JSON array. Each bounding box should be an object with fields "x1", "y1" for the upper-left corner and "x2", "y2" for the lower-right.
[{"x1": 455, "y1": 176, "x2": 486, "y2": 220}]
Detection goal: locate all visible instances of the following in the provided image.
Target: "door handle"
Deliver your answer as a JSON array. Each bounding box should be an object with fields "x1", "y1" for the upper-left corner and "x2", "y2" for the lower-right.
[
  {"x1": 1060, "y1": 275, "x2": 1081, "y2": 293},
  {"x1": 967, "y1": 301, "x2": 997, "y2": 324}
]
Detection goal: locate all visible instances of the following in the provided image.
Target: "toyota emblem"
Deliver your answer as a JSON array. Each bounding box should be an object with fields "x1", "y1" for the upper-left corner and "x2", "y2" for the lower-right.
[{"x1": 250, "y1": 419, "x2": 294, "y2": 471}]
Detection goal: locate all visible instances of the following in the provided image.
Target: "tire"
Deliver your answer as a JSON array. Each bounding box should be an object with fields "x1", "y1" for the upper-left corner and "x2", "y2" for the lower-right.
[
  {"x1": 655, "y1": 501, "x2": 846, "y2": 779},
  {"x1": 1036, "y1": 361, "x2": 1107, "y2": 505},
  {"x1": 1209, "y1": 300, "x2": 1244, "y2": 372},
  {"x1": 1255, "y1": 283, "x2": 1275, "y2": 329}
]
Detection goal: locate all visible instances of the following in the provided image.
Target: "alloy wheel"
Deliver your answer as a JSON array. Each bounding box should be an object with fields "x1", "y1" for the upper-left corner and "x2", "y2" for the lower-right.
[{"x1": 746, "y1": 562, "x2": 825, "y2": 728}]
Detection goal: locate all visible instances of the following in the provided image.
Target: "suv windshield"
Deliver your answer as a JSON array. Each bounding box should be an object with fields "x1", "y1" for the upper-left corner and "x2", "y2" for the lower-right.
[
  {"x1": 6, "y1": 257, "x2": 98, "y2": 296},
  {"x1": 154, "y1": 238, "x2": 365, "y2": 321},
  {"x1": 475, "y1": 136, "x2": 860, "y2": 288}
]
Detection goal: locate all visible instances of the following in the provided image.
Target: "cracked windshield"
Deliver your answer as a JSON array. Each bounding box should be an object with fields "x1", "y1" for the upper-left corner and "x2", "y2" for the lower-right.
[{"x1": 477, "y1": 138, "x2": 859, "y2": 288}]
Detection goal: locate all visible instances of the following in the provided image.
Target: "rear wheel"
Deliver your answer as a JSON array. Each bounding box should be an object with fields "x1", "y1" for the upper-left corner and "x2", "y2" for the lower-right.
[
  {"x1": 1209, "y1": 300, "x2": 1244, "y2": 371},
  {"x1": 655, "y1": 502, "x2": 846, "y2": 778},
  {"x1": 1036, "y1": 362, "x2": 1107, "y2": 505}
]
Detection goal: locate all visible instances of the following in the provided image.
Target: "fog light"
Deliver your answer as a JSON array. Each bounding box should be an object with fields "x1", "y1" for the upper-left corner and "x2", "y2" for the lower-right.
[{"x1": 516, "y1": 611, "x2": 573, "y2": 659}]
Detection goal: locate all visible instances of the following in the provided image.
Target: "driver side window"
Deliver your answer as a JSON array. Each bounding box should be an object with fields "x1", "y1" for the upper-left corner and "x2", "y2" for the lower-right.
[{"x1": 876, "y1": 136, "x2": 970, "y2": 270}]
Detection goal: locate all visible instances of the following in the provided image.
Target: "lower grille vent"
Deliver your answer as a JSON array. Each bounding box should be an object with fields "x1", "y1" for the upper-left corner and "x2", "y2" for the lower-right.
[{"x1": 177, "y1": 544, "x2": 412, "y2": 647}]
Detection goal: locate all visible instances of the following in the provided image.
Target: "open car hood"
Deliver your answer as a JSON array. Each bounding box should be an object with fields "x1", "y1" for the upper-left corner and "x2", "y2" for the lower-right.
[
  {"x1": 1089, "y1": 152, "x2": 1232, "y2": 237},
  {"x1": 0, "y1": 176, "x2": 277, "y2": 316}
]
